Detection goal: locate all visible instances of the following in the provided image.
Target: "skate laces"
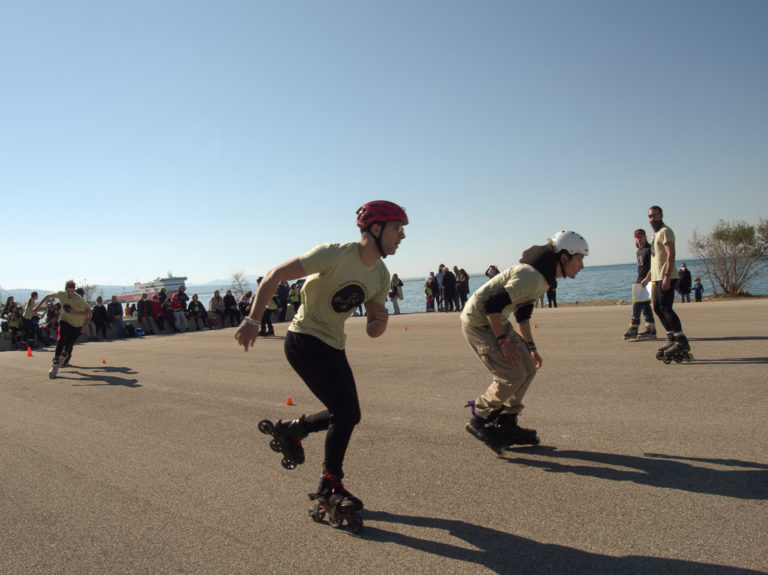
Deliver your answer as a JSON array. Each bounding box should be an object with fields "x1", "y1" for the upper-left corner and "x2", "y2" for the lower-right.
[{"x1": 464, "y1": 400, "x2": 481, "y2": 420}]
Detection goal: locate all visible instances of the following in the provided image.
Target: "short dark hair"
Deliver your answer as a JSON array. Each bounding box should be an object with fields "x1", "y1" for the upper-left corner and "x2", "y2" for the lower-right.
[
  {"x1": 65, "y1": 280, "x2": 76, "y2": 289},
  {"x1": 649, "y1": 205, "x2": 663, "y2": 215}
]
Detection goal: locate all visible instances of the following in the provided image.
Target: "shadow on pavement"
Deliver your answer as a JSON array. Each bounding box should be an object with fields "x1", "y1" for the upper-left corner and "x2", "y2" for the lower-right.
[
  {"x1": 362, "y1": 510, "x2": 762, "y2": 574},
  {"x1": 56, "y1": 365, "x2": 141, "y2": 388},
  {"x1": 503, "y1": 447, "x2": 768, "y2": 500}
]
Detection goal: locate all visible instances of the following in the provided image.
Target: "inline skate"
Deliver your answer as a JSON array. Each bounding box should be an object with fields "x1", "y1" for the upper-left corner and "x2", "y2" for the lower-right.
[
  {"x1": 48, "y1": 359, "x2": 61, "y2": 379},
  {"x1": 258, "y1": 417, "x2": 307, "y2": 470},
  {"x1": 464, "y1": 402, "x2": 507, "y2": 454},
  {"x1": 660, "y1": 334, "x2": 693, "y2": 364},
  {"x1": 636, "y1": 322, "x2": 657, "y2": 340},
  {"x1": 495, "y1": 413, "x2": 540, "y2": 446},
  {"x1": 655, "y1": 333, "x2": 676, "y2": 360},
  {"x1": 308, "y1": 471, "x2": 363, "y2": 534},
  {"x1": 623, "y1": 320, "x2": 639, "y2": 340}
]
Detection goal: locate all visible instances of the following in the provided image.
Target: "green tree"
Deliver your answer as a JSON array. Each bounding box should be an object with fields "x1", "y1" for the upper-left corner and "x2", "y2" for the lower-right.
[{"x1": 689, "y1": 218, "x2": 768, "y2": 296}]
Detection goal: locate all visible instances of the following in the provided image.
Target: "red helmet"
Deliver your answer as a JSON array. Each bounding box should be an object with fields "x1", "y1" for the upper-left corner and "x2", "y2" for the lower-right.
[{"x1": 356, "y1": 201, "x2": 409, "y2": 229}]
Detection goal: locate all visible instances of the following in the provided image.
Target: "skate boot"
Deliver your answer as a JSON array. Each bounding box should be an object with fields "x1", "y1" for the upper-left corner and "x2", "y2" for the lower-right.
[
  {"x1": 464, "y1": 401, "x2": 506, "y2": 454},
  {"x1": 656, "y1": 333, "x2": 676, "y2": 360},
  {"x1": 48, "y1": 359, "x2": 60, "y2": 379},
  {"x1": 258, "y1": 416, "x2": 307, "y2": 469},
  {"x1": 662, "y1": 334, "x2": 693, "y2": 364},
  {"x1": 623, "y1": 320, "x2": 639, "y2": 340},
  {"x1": 496, "y1": 413, "x2": 540, "y2": 446},
  {"x1": 636, "y1": 322, "x2": 657, "y2": 340},
  {"x1": 308, "y1": 471, "x2": 364, "y2": 533}
]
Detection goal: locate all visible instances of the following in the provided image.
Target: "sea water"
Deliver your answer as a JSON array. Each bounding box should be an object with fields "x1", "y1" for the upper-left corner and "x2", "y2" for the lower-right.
[{"x1": 187, "y1": 260, "x2": 767, "y2": 316}]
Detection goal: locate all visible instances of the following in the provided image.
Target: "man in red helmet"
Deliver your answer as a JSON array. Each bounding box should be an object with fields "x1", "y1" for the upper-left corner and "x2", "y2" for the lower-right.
[{"x1": 235, "y1": 201, "x2": 407, "y2": 518}]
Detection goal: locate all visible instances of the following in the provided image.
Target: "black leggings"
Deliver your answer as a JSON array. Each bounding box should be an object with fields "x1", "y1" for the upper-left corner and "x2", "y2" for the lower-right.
[
  {"x1": 652, "y1": 281, "x2": 682, "y2": 333},
  {"x1": 284, "y1": 331, "x2": 360, "y2": 477},
  {"x1": 55, "y1": 321, "x2": 81, "y2": 361}
]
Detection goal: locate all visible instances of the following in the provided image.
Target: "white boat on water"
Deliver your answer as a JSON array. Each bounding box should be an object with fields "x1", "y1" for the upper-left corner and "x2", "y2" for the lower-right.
[{"x1": 115, "y1": 275, "x2": 187, "y2": 303}]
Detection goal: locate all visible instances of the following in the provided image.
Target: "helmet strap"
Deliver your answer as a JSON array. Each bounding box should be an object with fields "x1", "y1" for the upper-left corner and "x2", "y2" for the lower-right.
[{"x1": 364, "y1": 223, "x2": 387, "y2": 258}]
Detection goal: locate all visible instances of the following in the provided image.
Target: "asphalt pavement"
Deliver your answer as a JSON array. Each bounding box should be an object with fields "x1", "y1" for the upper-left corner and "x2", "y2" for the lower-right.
[{"x1": 1, "y1": 299, "x2": 766, "y2": 574}]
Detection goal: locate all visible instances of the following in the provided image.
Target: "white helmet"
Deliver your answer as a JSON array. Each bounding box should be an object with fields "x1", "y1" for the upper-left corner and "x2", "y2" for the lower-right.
[{"x1": 552, "y1": 230, "x2": 589, "y2": 256}]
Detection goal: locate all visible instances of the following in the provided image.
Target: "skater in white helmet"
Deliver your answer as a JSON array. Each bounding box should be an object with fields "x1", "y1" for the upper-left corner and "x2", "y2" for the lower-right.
[{"x1": 462, "y1": 231, "x2": 588, "y2": 453}]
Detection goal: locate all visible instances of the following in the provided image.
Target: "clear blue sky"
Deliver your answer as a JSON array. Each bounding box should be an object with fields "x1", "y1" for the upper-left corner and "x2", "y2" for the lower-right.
[{"x1": 2, "y1": 0, "x2": 767, "y2": 290}]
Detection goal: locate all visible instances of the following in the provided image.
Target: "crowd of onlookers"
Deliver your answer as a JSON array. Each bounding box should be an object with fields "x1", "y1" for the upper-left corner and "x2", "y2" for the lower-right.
[
  {"x1": 0, "y1": 280, "x2": 304, "y2": 350},
  {"x1": 419, "y1": 264, "x2": 472, "y2": 313}
]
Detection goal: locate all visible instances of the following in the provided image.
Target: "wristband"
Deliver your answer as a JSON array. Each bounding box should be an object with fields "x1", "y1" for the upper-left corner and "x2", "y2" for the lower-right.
[
  {"x1": 663, "y1": 273, "x2": 671, "y2": 277},
  {"x1": 243, "y1": 317, "x2": 261, "y2": 327},
  {"x1": 527, "y1": 342, "x2": 537, "y2": 352}
]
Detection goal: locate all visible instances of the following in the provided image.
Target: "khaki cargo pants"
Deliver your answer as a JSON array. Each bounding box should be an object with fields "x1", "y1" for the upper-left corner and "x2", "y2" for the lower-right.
[{"x1": 461, "y1": 322, "x2": 537, "y2": 419}]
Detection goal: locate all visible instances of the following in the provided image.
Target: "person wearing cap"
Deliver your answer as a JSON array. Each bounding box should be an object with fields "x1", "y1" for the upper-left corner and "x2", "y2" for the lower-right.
[
  {"x1": 623, "y1": 229, "x2": 656, "y2": 340},
  {"x1": 462, "y1": 231, "x2": 589, "y2": 453},
  {"x1": 235, "y1": 201, "x2": 408, "y2": 514}
]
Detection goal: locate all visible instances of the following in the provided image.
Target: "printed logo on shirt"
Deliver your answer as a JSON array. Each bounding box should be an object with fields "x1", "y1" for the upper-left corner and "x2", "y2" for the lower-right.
[{"x1": 331, "y1": 283, "x2": 366, "y2": 313}]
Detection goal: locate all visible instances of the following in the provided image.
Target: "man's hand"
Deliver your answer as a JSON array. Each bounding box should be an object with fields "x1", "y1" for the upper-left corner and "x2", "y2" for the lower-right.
[
  {"x1": 234, "y1": 321, "x2": 260, "y2": 351},
  {"x1": 498, "y1": 336, "x2": 521, "y2": 366}
]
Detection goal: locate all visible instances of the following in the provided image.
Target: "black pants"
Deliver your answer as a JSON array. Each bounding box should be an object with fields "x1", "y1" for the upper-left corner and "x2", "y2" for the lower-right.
[
  {"x1": 652, "y1": 281, "x2": 682, "y2": 333},
  {"x1": 55, "y1": 321, "x2": 81, "y2": 361},
  {"x1": 284, "y1": 331, "x2": 360, "y2": 477}
]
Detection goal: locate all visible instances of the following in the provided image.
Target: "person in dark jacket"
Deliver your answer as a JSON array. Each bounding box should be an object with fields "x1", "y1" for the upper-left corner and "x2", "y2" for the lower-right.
[
  {"x1": 91, "y1": 296, "x2": 110, "y2": 340},
  {"x1": 223, "y1": 289, "x2": 240, "y2": 327},
  {"x1": 677, "y1": 263, "x2": 692, "y2": 303}
]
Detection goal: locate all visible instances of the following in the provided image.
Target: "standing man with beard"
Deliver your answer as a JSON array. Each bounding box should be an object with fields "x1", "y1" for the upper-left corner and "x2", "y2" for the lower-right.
[{"x1": 641, "y1": 205, "x2": 692, "y2": 362}]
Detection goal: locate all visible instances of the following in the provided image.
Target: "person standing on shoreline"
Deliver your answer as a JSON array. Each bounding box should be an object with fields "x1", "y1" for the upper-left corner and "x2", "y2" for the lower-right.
[
  {"x1": 234, "y1": 200, "x2": 408, "y2": 514},
  {"x1": 462, "y1": 231, "x2": 589, "y2": 452},
  {"x1": 623, "y1": 229, "x2": 656, "y2": 340},
  {"x1": 642, "y1": 205, "x2": 692, "y2": 360}
]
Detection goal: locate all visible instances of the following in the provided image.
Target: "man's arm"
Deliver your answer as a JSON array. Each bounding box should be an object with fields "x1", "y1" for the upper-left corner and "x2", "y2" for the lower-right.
[
  {"x1": 365, "y1": 301, "x2": 388, "y2": 338},
  {"x1": 235, "y1": 258, "x2": 306, "y2": 351},
  {"x1": 663, "y1": 241, "x2": 676, "y2": 291}
]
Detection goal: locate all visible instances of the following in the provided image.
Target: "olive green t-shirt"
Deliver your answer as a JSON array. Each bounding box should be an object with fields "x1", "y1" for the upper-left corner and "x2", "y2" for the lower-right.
[
  {"x1": 49, "y1": 291, "x2": 90, "y2": 328},
  {"x1": 650, "y1": 226, "x2": 679, "y2": 282},
  {"x1": 460, "y1": 264, "x2": 549, "y2": 329},
  {"x1": 289, "y1": 242, "x2": 389, "y2": 350}
]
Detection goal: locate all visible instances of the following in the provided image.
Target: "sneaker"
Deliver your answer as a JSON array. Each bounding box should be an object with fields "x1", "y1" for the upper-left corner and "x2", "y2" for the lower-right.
[{"x1": 48, "y1": 361, "x2": 60, "y2": 379}]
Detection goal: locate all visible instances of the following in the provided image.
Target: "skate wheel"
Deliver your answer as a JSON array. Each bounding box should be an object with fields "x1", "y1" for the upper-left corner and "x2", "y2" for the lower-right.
[
  {"x1": 674, "y1": 355, "x2": 683, "y2": 363},
  {"x1": 346, "y1": 513, "x2": 363, "y2": 534},
  {"x1": 663, "y1": 356, "x2": 672, "y2": 364},
  {"x1": 308, "y1": 509, "x2": 323, "y2": 523},
  {"x1": 281, "y1": 458, "x2": 297, "y2": 470},
  {"x1": 269, "y1": 439, "x2": 282, "y2": 452},
  {"x1": 258, "y1": 420, "x2": 274, "y2": 435},
  {"x1": 330, "y1": 518, "x2": 344, "y2": 529},
  {"x1": 656, "y1": 351, "x2": 664, "y2": 360}
]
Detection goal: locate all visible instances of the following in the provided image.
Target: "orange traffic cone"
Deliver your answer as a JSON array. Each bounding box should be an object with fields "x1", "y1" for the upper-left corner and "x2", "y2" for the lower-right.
[
  {"x1": 286, "y1": 397, "x2": 295, "y2": 406},
  {"x1": 102, "y1": 359, "x2": 107, "y2": 364},
  {"x1": 404, "y1": 326, "x2": 408, "y2": 330},
  {"x1": 27, "y1": 346, "x2": 33, "y2": 357}
]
